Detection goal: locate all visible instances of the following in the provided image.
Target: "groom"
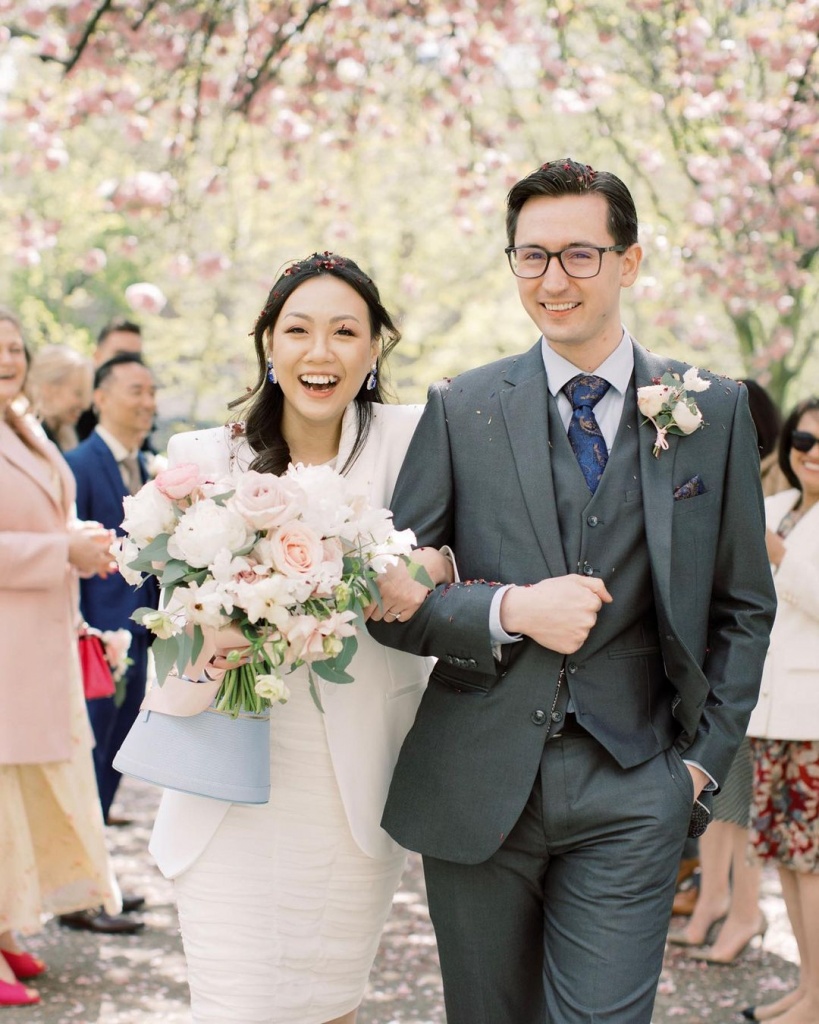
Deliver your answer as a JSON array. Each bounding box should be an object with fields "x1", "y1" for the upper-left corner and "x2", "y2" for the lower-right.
[{"x1": 370, "y1": 159, "x2": 776, "y2": 1023}]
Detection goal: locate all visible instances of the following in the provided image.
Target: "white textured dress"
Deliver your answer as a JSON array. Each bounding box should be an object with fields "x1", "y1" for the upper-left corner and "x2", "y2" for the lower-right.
[
  {"x1": 149, "y1": 404, "x2": 430, "y2": 1024},
  {"x1": 174, "y1": 672, "x2": 406, "y2": 1022}
]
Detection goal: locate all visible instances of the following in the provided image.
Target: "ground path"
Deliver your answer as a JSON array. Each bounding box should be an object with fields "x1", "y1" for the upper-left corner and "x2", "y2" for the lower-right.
[{"x1": 21, "y1": 777, "x2": 798, "y2": 1024}]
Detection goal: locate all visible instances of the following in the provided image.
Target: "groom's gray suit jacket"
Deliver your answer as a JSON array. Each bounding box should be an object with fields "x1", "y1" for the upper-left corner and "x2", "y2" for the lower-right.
[{"x1": 371, "y1": 339, "x2": 776, "y2": 864}]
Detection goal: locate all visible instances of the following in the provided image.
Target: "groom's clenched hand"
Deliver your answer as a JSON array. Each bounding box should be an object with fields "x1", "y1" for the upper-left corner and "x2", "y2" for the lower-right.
[{"x1": 499, "y1": 575, "x2": 613, "y2": 654}]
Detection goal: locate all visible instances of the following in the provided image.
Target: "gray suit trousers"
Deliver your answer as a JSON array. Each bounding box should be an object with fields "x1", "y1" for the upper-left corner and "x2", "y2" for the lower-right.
[{"x1": 422, "y1": 728, "x2": 692, "y2": 1024}]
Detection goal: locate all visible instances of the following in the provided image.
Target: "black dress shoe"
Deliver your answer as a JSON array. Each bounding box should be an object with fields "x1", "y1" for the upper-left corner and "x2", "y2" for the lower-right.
[
  {"x1": 104, "y1": 814, "x2": 134, "y2": 827},
  {"x1": 741, "y1": 1009, "x2": 759, "y2": 1022},
  {"x1": 57, "y1": 909, "x2": 144, "y2": 934},
  {"x1": 121, "y1": 895, "x2": 145, "y2": 913}
]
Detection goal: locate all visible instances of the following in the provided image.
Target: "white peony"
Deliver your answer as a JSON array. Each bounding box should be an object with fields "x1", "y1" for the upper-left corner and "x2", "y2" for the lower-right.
[
  {"x1": 167, "y1": 498, "x2": 255, "y2": 568},
  {"x1": 120, "y1": 482, "x2": 177, "y2": 545},
  {"x1": 110, "y1": 535, "x2": 145, "y2": 586},
  {"x1": 287, "y1": 462, "x2": 354, "y2": 536}
]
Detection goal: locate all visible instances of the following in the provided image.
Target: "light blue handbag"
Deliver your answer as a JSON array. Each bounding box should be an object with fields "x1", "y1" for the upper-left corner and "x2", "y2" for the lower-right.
[{"x1": 113, "y1": 703, "x2": 271, "y2": 804}]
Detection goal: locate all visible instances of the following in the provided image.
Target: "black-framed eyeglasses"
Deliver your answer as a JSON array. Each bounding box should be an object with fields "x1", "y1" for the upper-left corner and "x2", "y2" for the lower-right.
[
  {"x1": 504, "y1": 244, "x2": 628, "y2": 279},
  {"x1": 791, "y1": 429, "x2": 819, "y2": 453}
]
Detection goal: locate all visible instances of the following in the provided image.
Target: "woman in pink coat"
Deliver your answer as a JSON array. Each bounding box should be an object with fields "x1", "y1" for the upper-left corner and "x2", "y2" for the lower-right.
[{"x1": 0, "y1": 308, "x2": 121, "y2": 1008}]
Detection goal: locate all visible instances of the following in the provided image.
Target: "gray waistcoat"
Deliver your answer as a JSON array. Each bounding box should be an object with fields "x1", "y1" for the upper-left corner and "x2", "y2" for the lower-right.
[{"x1": 547, "y1": 383, "x2": 677, "y2": 767}]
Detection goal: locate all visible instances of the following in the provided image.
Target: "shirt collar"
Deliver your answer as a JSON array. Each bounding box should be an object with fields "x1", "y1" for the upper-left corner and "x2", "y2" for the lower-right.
[
  {"x1": 540, "y1": 329, "x2": 634, "y2": 398},
  {"x1": 95, "y1": 425, "x2": 138, "y2": 463}
]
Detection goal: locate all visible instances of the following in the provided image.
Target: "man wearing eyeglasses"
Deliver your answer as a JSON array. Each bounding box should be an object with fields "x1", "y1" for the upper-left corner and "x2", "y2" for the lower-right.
[{"x1": 370, "y1": 158, "x2": 776, "y2": 1023}]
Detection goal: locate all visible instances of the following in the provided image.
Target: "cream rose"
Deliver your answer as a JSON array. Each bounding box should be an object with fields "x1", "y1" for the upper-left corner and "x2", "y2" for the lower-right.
[
  {"x1": 636, "y1": 384, "x2": 671, "y2": 418},
  {"x1": 228, "y1": 470, "x2": 306, "y2": 531},
  {"x1": 268, "y1": 521, "x2": 325, "y2": 578},
  {"x1": 671, "y1": 401, "x2": 704, "y2": 435}
]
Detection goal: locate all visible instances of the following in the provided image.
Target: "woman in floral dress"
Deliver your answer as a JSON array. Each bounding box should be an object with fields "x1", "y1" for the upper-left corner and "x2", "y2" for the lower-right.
[{"x1": 745, "y1": 397, "x2": 819, "y2": 1024}]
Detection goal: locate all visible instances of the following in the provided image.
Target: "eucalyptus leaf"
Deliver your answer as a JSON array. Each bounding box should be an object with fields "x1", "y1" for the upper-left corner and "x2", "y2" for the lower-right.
[
  {"x1": 312, "y1": 660, "x2": 354, "y2": 685},
  {"x1": 152, "y1": 636, "x2": 180, "y2": 686}
]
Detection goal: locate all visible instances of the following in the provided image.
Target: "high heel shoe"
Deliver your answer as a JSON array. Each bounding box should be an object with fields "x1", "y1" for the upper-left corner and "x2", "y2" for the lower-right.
[
  {"x1": 688, "y1": 914, "x2": 768, "y2": 964},
  {"x1": 0, "y1": 978, "x2": 41, "y2": 1007},
  {"x1": 0, "y1": 948, "x2": 46, "y2": 980},
  {"x1": 667, "y1": 910, "x2": 727, "y2": 947}
]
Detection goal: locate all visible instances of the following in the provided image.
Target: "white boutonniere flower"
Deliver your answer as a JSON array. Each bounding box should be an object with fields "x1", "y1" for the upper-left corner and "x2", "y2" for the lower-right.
[{"x1": 637, "y1": 368, "x2": 710, "y2": 457}]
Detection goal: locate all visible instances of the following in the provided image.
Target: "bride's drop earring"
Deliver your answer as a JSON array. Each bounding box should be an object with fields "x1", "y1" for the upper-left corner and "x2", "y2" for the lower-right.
[
  {"x1": 366, "y1": 363, "x2": 377, "y2": 391},
  {"x1": 266, "y1": 358, "x2": 277, "y2": 385}
]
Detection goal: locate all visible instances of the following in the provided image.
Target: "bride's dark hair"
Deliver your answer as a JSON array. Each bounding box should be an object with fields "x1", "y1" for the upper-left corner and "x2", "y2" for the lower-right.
[{"x1": 228, "y1": 253, "x2": 401, "y2": 477}]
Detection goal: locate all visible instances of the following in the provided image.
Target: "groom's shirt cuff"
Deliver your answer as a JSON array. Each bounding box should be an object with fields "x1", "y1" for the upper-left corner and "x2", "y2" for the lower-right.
[{"x1": 489, "y1": 585, "x2": 522, "y2": 658}]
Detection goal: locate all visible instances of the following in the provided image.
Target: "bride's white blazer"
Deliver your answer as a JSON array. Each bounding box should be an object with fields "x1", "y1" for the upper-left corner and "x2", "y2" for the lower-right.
[{"x1": 148, "y1": 403, "x2": 431, "y2": 877}]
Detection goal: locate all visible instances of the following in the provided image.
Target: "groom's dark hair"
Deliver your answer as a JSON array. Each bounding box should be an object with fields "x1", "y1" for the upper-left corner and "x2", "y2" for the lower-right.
[{"x1": 506, "y1": 158, "x2": 639, "y2": 249}]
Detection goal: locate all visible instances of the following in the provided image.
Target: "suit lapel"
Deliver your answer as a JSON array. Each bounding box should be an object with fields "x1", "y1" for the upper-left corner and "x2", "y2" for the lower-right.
[
  {"x1": 499, "y1": 343, "x2": 567, "y2": 577},
  {"x1": 633, "y1": 342, "x2": 678, "y2": 615},
  {"x1": 89, "y1": 431, "x2": 129, "y2": 500}
]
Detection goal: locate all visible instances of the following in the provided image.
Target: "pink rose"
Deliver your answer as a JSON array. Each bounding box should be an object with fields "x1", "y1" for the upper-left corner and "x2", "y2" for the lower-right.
[
  {"x1": 269, "y1": 522, "x2": 324, "y2": 578},
  {"x1": 229, "y1": 471, "x2": 305, "y2": 531},
  {"x1": 155, "y1": 463, "x2": 201, "y2": 500}
]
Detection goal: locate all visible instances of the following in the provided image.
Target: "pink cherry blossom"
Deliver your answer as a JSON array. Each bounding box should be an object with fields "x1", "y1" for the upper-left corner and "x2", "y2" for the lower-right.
[{"x1": 125, "y1": 282, "x2": 167, "y2": 315}]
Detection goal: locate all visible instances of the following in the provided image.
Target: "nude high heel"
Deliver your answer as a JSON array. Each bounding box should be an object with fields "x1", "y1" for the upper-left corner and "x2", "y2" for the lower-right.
[{"x1": 687, "y1": 914, "x2": 768, "y2": 964}]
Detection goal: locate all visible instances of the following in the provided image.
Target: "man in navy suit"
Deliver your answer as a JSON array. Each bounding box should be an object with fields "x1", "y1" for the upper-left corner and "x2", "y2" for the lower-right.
[
  {"x1": 75, "y1": 318, "x2": 144, "y2": 443},
  {"x1": 65, "y1": 353, "x2": 159, "y2": 822}
]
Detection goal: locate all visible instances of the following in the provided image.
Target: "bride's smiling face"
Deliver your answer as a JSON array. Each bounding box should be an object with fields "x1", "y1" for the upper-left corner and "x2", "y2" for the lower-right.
[{"x1": 268, "y1": 274, "x2": 378, "y2": 441}]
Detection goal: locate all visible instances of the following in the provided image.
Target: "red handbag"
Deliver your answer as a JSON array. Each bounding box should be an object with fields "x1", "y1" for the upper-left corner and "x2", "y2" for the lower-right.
[{"x1": 78, "y1": 630, "x2": 116, "y2": 700}]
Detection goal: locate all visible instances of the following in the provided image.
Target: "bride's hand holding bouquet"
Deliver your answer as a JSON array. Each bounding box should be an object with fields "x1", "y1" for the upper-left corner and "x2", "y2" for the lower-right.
[{"x1": 113, "y1": 458, "x2": 430, "y2": 714}]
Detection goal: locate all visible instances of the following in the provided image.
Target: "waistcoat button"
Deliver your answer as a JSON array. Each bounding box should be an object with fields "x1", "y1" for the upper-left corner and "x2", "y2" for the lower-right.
[
  {"x1": 587, "y1": 515, "x2": 599, "y2": 526},
  {"x1": 531, "y1": 709, "x2": 546, "y2": 725}
]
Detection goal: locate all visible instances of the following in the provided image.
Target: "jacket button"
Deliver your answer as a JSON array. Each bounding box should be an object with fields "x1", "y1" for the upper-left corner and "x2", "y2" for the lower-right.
[
  {"x1": 587, "y1": 515, "x2": 599, "y2": 526},
  {"x1": 531, "y1": 709, "x2": 546, "y2": 725},
  {"x1": 582, "y1": 562, "x2": 595, "y2": 576},
  {"x1": 567, "y1": 662, "x2": 578, "y2": 674},
  {"x1": 551, "y1": 710, "x2": 563, "y2": 722}
]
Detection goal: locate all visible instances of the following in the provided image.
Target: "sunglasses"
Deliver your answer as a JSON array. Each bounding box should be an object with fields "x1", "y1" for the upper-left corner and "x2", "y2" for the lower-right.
[{"x1": 791, "y1": 430, "x2": 819, "y2": 453}]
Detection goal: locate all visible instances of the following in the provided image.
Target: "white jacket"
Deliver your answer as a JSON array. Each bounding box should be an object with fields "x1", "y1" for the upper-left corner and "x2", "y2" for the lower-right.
[
  {"x1": 149, "y1": 403, "x2": 431, "y2": 877},
  {"x1": 746, "y1": 488, "x2": 819, "y2": 741}
]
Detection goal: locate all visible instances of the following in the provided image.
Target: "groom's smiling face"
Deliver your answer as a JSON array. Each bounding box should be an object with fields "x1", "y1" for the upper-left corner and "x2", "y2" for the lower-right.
[{"x1": 513, "y1": 192, "x2": 642, "y2": 371}]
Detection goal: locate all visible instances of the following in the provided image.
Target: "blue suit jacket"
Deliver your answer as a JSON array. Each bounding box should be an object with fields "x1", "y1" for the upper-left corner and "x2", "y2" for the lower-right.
[{"x1": 64, "y1": 431, "x2": 159, "y2": 634}]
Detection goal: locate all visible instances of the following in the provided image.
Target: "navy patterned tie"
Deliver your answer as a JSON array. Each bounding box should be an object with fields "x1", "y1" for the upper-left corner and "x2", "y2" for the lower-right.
[{"x1": 563, "y1": 374, "x2": 611, "y2": 493}]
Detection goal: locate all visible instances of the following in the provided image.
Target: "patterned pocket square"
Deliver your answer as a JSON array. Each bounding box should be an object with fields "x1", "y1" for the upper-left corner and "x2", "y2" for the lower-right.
[{"x1": 673, "y1": 474, "x2": 705, "y2": 501}]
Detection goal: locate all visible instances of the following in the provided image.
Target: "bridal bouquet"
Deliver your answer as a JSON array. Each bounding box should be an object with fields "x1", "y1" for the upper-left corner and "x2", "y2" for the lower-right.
[{"x1": 112, "y1": 462, "x2": 421, "y2": 714}]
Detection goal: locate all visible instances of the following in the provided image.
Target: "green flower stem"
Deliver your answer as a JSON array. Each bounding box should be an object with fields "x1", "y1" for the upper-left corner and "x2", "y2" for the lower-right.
[{"x1": 215, "y1": 659, "x2": 267, "y2": 716}]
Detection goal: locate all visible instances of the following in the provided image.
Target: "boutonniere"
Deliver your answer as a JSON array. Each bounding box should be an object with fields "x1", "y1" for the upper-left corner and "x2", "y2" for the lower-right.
[{"x1": 637, "y1": 368, "x2": 710, "y2": 457}]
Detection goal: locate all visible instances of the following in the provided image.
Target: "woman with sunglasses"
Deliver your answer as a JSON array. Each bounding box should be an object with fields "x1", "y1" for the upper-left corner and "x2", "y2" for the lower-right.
[{"x1": 743, "y1": 397, "x2": 819, "y2": 1024}]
